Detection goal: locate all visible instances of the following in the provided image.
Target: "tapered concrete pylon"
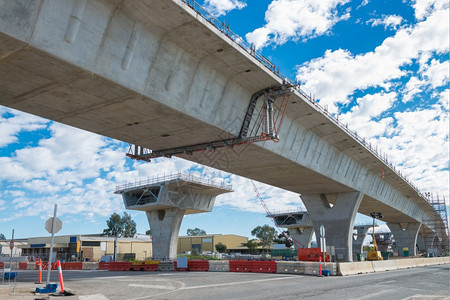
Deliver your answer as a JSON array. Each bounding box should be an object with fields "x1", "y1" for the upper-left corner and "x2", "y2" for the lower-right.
[
  {"x1": 267, "y1": 211, "x2": 314, "y2": 249},
  {"x1": 387, "y1": 222, "x2": 421, "y2": 257},
  {"x1": 115, "y1": 173, "x2": 232, "y2": 260},
  {"x1": 352, "y1": 225, "x2": 374, "y2": 257},
  {"x1": 300, "y1": 192, "x2": 363, "y2": 262}
]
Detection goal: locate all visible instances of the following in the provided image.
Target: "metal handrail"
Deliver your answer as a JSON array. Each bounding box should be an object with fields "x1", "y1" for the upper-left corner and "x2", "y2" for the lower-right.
[
  {"x1": 179, "y1": 0, "x2": 433, "y2": 205},
  {"x1": 116, "y1": 172, "x2": 232, "y2": 192}
]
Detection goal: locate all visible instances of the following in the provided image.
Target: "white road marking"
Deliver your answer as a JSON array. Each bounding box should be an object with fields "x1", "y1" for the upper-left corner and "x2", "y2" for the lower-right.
[
  {"x1": 401, "y1": 295, "x2": 450, "y2": 300},
  {"x1": 380, "y1": 280, "x2": 396, "y2": 284},
  {"x1": 179, "y1": 275, "x2": 298, "y2": 290},
  {"x1": 128, "y1": 283, "x2": 176, "y2": 290},
  {"x1": 353, "y1": 289, "x2": 396, "y2": 299},
  {"x1": 79, "y1": 294, "x2": 109, "y2": 300}
]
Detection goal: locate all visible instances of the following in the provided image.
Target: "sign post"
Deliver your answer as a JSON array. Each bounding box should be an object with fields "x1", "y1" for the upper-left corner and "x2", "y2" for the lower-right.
[
  {"x1": 45, "y1": 204, "x2": 62, "y2": 288},
  {"x1": 9, "y1": 229, "x2": 14, "y2": 285},
  {"x1": 320, "y1": 225, "x2": 326, "y2": 263}
]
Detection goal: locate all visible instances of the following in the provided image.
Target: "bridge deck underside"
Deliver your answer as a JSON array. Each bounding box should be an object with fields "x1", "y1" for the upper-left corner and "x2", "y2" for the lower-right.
[
  {"x1": 0, "y1": 39, "x2": 418, "y2": 223},
  {"x1": 0, "y1": 0, "x2": 435, "y2": 227}
]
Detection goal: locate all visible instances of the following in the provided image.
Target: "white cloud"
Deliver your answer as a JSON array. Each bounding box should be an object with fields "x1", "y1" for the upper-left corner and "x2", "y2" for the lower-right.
[
  {"x1": 246, "y1": 0, "x2": 350, "y2": 49},
  {"x1": 296, "y1": 7, "x2": 449, "y2": 112},
  {"x1": 412, "y1": 0, "x2": 449, "y2": 20},
  {"x1": 216, "y1": 175, "x2": 304, "y2": 213},
  {"x1": 422, "y1": 59, "x2": 449, "y2": 88},
  {"x1": 340, "y1": 92, "x2": 396, "y2": 138},
  {"x1": 367, "y1": 15, "x2": 403, "y2": 30},
  {"x1": 0, "y1": 108, "x2": 48, "y2": 147},
  {"x1": 203, "y1": 0, "x2": 246, "y2": 17}
]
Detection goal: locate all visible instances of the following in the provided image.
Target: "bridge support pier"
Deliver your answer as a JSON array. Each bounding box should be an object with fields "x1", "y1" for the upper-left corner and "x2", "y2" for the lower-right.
[
  {"x1": 416, "y1": 233, "x2": 425, "y2": 253},
  {"x1": 300, "y1": 192, "x2": 363, "y2": 262},
  {"x1": 146, "y1": 208, "x2": 185, "y2": 260},
  {"x1": 115, "y1": 174, "x2": 232, "y2": 260},
  {"x1": 387, "y1": 222, "x2": 421, "y2": 257},
  {"x1": 289, "y1": 227, "x2": 314, "y2": 249},
  {"x1": 352, "y1": 225, "x2": 372, "y2": 259}
]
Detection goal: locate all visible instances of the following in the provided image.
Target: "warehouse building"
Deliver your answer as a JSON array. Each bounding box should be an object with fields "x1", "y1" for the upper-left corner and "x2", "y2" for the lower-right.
[{"x1": 9, "y1": 233, "x2": 248, "y2": 261}]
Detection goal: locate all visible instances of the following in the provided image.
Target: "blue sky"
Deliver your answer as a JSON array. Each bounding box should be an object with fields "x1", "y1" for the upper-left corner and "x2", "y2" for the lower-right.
[{"x1": 0, "y1": 0, "x2": 448, "y2": 240}]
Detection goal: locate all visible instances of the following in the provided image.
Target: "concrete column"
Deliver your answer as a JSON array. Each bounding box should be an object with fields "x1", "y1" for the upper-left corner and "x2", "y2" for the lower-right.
[
  {"x1": 352, "y1": 225, "x2": 372, "y2": 257},
  {"x1": 416, "y1": 234, "x2": 425, "y2": 253},
  {"x1": 301, "y1": 192, "x2": 363, "y2": 262},
  {"x1": 146, "y1": 208, "x2": 185, "y2": 260},
  {"x1": 387, "y1": 222, "x2": 421, "y2": 257},
  {"x1": 289, "y1": 227, "x2": 314, "y2": 249}
]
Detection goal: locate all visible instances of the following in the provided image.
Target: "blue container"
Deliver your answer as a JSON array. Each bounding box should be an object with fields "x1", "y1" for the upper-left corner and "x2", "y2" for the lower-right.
[
  {"x1": 322, "y1": 270, "x2": 331, "y2": 276},
  {"x1": 4, "y1": 272, "x2": 17, "y2": 279}
]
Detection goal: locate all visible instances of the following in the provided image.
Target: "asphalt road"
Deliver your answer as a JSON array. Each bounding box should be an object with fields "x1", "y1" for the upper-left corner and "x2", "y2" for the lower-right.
[{"x1": 1, "y1": 264, "x2": 449, "y2": 299}]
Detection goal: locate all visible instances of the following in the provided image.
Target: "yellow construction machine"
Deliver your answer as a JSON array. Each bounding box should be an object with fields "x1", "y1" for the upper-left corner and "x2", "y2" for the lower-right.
[{"x1": 367, "y1": 212, "x2": 383, "y2": 261}]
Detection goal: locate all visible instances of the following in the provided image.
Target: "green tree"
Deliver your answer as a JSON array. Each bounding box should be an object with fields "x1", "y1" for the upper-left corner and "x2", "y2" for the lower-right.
[
  {"x1": 274, "y1": 231, "x2": 293, "y2": 247},
  {"x1": 245, "y1": 239, "x2": 259, "y2": 254},
  {"x1": 103, "y1": 212, "x2": 137, "y2": 238},
  {"x1": 186, "y1": 227, "x2": 206, "y2": 236},
  {"x1": 145, "y1": 229, "x2": 152, "y2": 236},
  {"x1": 0, "y1": 233, "x2": 5, "y2": 240},
  {"x1": 251, "y1": 225, "x2": 276, "y2": 252},
  {"x1": 215, "y1": 242, "x2": 227, "y2": 253}
]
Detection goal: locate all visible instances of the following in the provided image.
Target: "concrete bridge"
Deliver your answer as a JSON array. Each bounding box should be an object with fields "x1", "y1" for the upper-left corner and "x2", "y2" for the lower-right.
[{"x1": 0, "y1": 0, "x2": 447, "y2": 261}]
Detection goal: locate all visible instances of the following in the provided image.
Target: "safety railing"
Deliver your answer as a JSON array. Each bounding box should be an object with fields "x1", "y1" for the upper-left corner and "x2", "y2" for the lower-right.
[
  {"x1": 116, "y1": 172, "x2": 232, "y2": 192},
  {"x1": 179, "y1": 0, "x2": 431, "y2": 205}
]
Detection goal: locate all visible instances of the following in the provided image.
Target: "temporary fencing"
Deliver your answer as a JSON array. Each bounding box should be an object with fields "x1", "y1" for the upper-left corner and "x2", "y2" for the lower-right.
[
  {"x1": 188, "y1": 260, "x2": 209, "y2": 271},
  {"x1": 298, "y1": 248, "x2": 330, "y2": 262},
  {"x1": 62, "y1": 262, "x2": 82, "y2": 270},
  {"x1": 107, "y1": 262, "x2": 132, "y2": 271},
  {"x1": 229, "y1": 261, "x2": 252, "y2": 272},
  {"x1": 130, "y1": 261, "x2": 159, "y2": 271},
  {"x1": 18, "y1": 262, "x2": 27, "y2": 270},
  {"x1": 98, "y1": 262, "x2": 110, "y2": 270},
  {"x1": 251, "y1": 261, "x2": 276, "y2": 273}
]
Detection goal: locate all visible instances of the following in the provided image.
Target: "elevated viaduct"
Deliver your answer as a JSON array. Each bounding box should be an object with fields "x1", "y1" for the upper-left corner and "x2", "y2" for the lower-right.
[{"x1": 0, "y1": 0, "x2": 447, "y2": 260}]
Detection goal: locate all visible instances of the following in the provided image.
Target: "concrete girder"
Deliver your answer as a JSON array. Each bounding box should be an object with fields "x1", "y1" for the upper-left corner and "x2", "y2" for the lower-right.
[
  {"x1": 300, "y1": 192, "x2": 363, "y2": 262},
  {"x1": 387, "y1": 222, "x2": 421, "y2": 257}
]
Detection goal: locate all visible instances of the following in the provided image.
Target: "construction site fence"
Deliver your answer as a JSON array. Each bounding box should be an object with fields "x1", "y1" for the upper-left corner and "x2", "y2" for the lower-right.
[{"x1": 2, "y1": 257, "x2": 448, "y2": 276}]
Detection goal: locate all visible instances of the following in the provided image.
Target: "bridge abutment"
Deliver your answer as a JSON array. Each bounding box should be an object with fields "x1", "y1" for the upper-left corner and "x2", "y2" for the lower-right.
[
  {"x1": 387, "y1": 222, "x2": 421, "y2": 257},
  {"x1": 300, "y1": 192, "x2": 363, "y2": 262}
]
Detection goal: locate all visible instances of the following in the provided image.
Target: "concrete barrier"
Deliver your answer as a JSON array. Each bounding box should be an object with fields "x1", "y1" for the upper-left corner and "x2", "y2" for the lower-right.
[
  {"x1": 395, "y1": 258, "x2": 416, "y2": 269},
  {"x1": 338, "y1": 262, "x2": 374, "y2": 276},
  {"x1": 371, "y1": 260, "x2": 398, "y2": 272},
  {"x1": 209, "y1": 260, "x2": 229, "y2": 272},
  {"x1": 276, "y1": 261, "x2": 304, "y2": 274},
  {"x1": 303, "y1": 262, "x2": 320, "y2": 276},
  {"x1": 82, "y1": 262, "x2": 99, "y2": 270},
  {"x1": 322, "y1": 262, "x2": 338, "y2": 276},
  {"x1": 158, "y1": 261, "x2": 174, "y2": 271}
]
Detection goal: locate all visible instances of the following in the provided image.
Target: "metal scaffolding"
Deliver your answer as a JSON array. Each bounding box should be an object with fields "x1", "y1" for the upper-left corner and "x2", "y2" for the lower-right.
[{"x1": 422, "y1": 193, "x2": 449, "y2": 256}]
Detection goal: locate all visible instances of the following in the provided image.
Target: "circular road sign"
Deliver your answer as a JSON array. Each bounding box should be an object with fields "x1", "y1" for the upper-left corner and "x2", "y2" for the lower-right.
[
  {"x1": 45, "y1": 217, "x2": 62, "y2": 234},
  {"x1": 9, "y1": 240, "x2": 14, "y2": 250}
]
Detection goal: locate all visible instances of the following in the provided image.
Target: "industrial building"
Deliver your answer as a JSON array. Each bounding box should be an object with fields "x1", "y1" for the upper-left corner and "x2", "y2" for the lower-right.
[{"x1": 3, "y1": 234, "x2": 248, "y2": 262}]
